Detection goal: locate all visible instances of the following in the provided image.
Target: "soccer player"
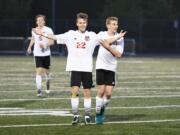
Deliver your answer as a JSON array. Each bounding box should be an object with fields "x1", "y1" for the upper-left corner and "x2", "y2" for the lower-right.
[
  {"x1": 34, "y1": 13, "x2": 126, "y2": 125},
  {"x1": 27, "y1": 14, "x2": 54, "y2": 97},
  {"x1": 95, "y1": 17, "x2": 125, "y2": 124}
]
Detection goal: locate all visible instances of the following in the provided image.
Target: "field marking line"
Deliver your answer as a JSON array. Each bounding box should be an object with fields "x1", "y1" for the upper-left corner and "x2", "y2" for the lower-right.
[
  {"x1": 0, "y1": 104, "x2": 180, "y2": 116},
  {"x1": 0, "y1": 95, "x2": 180, "y2": 102},
  {"x1": 0, "y1": 119, "x2": 180, "y2": 128}
]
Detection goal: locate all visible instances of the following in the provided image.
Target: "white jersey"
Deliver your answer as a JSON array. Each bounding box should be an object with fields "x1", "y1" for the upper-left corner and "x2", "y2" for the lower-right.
[
  {"x1": 55, "y1": 30, "x2": 98, "y2": 72},
  {"x1": 96, "y1": 31, "x2": 124, "y2": 72},
  {"x1": 32, "y1": 26, "x2": 54, "y2": 56}
]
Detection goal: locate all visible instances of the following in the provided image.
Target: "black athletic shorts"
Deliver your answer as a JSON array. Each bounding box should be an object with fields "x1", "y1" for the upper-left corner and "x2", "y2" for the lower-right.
[
  {"x1": 96, "y1": 69, "x2": 115, "y2": 86},
  {"x1": 35, "y1": 56, "x2": 51, "y2": 69},
  {"x1": 71, "y1": 71, "x2": 93, "y2": 89}
]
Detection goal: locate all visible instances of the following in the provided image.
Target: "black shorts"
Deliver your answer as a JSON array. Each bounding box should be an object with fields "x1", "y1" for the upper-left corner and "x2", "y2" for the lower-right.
[
  {"x1": 35, "y1": 56, "x2": 51, "y2": 69},
  {"x1": 96, "y1": 69, "x2": 115, "y2": 86},
  {"x1": 71, "y1": 71, "x2": 93, "y2": 89}
]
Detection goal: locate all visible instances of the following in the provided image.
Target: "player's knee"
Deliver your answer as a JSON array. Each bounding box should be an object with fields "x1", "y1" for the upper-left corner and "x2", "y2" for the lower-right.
[
  {"x1": 71, "y1": 93, "x2": 79, "y2": 98},
  {"x1": 82, "y1": 90, "x2": 90, "y2": 99},
  {"x1": 97, "y1": 90, "x2": 105, "y2": 97},
  {"x1": 45, "y1": 69, "x2": 50, "y2": 75},
  {"x1": 36, "y1": 68, "x2": 43, "y2": 75},
  {"x1": 97, "y1": 92, "x2": 104, "y2": 98},
  {"x1": 106, "y1": 94, "x2": 112, "y2": 99}
]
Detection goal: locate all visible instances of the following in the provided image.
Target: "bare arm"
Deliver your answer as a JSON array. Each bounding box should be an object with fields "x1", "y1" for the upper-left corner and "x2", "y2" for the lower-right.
[
  {"x1": 47, "y1": 34, "x2": 55, "y2": 47},
  {"x1": 105, "y1": 30, "x2": 127, "y2": 45},
  {"x1": 27, "y1": 38, "x2": 34, "y2": 54},
  {"x1": 99, "y1": 39, "x2": 122, "y2": 58},
  {"x1": 32, "y1": 28, "x2": 57, "y2": 41}
]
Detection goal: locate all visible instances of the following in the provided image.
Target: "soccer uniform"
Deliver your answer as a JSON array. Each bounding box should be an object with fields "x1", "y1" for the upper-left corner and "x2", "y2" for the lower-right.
[
  {"x1": 96, "y1": 31, "x2": 124, "y2": 86},
  {"x1": 55, "y1": 30, "x2": 98, "y2": 88},
  {"x1": 32, "y1": 26, "x2": 54, "y2": 69}
]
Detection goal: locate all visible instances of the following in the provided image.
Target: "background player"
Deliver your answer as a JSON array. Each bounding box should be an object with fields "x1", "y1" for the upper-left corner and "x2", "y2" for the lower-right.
[{"x1": 27, "y1": 14, "x2": 54, "y2": 97}]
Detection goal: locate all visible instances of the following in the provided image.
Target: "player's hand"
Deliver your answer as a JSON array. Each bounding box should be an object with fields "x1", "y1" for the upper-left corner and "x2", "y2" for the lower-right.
[
  {"x1": 119, "y1": 30, "x2": 127, "y2": 38},
  {"x1": 99, "y1": 39, "x2": 110, "y2": 49},
  {"x1": 27, "y1": 48, "x2": 32, "y2": 54}
]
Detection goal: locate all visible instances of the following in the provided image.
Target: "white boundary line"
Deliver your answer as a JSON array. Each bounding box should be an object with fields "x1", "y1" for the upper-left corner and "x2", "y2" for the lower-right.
[
  {"x1": 1, "y1": 90, "x2": 180, "y2": 95},
  {"x1": 104, "y1": 119, "x2": 180, "y2": 124},
  {"x1": 0, "y1": 119, "x2": 180, "y2": 128},
  {"x1": 1, "y1": 74, "x2": 180, "y2": 81},
  {"x1": 2, "y1": 80, "x2": 180, "y2": 84},
  {"x1": 1, "y1": 71, "x2": 180, "y2": 75},
  {"x1": 0, "y1": 95, "x2": 180, "y2": 102},
  {"x1": 1, "y1": 86, "x2": 180, "y2": 92},
  {"x1": 111, "y1": 95, "x2": 180, "y2": 98},
  {"x1": 0, "y1": 104, "x2": 180, "y2": 112}
]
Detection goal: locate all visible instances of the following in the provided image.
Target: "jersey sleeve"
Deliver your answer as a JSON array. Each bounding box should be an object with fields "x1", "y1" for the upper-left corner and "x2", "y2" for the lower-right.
[
  {"x1": 116, "y1": 38, "x2": 124, "y2": 54},
  {"x1": 95, "y1": 31, "x2": 106, "y2": 46},
  {"x1": 91, "y1": 32, "x2": 99, "y2": 46},
  {"x1": 97, "y1": 31, "x2": 105, "y2": 40},
  {"x1": 92, "y1": 31, "x2": 102, "y2": 46},
  {"x1": 48, "y1": 28, "x2": 54, "y2": 35},
  {"x1": 55, "y1": 31, "x2": 69, "y2": 44}
]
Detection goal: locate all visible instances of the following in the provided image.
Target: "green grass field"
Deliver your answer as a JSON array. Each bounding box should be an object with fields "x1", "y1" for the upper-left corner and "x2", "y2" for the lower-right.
[{"x1": 0, "y1": 56, "x2": 180, "y2": 135}]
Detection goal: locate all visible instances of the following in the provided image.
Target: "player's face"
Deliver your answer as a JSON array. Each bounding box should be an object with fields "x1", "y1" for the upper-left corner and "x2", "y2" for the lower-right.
[
  {"x1": 36, "y1": 17, "x2": 45, "y2": 27},
  {"x1": 107, "y1": 20, "x2": 118, "y2": 33},
  {"x1": 76, "y1": 18, "x2": 87, "y2": 32}
]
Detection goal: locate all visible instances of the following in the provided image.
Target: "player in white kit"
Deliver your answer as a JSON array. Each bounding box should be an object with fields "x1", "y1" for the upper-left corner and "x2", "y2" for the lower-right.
[
  {"x1": 27, "y1": 14, "x2": 54, "y2": 97},
  {"x1": 95, "y1": 17, "x2": 125, "y2": 124},
  {"x1": 34, "y1": 13, "x2": 126, "y2": 125}
]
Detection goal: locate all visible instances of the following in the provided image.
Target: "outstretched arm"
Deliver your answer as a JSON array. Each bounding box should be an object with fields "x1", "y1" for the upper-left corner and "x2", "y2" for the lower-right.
[
  {"x1": 47, "y1": 34, "x2": 55, "y2": 46},
  {"x1": 99, "y1": 39, "x2": 123, "y2": 58},
  {"x1": 39, "y1": 36, "x2": 55, "y2": 50},
  {"x1": 32, "y1": 28, "x2": 57, "y2": 41},
  {"x1": 105, "y1": 30, "x2": 127, "y2": 45}
]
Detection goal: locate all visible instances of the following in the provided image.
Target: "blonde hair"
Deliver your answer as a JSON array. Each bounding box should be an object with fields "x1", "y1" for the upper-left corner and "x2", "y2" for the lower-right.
[{"x1": 106, "y1": 17, "x2": 118, "y2": 25}]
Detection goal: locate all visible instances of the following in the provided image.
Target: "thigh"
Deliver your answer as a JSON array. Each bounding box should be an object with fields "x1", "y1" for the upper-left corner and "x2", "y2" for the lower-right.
[
  {"x1": 71, "y1": 71, "x2": 82, "y2": 87},
  {"x1": 36, "y1": 67, "x2": 44, "y2": 75},
  {"x1": 105, "y1": 85, "x2": 114, "y2": 96}
]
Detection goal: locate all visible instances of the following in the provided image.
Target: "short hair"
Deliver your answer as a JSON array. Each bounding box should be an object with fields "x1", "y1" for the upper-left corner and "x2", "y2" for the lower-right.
[
  {"x1": 76, "y1": 12, "x2": 88, "y2": 21},
  {"x1": 35, "y1": 14, "x2": 46, "y2": 21},
  {"x1": 106, "y1": 17, "x2": 118, "y2": 25}
]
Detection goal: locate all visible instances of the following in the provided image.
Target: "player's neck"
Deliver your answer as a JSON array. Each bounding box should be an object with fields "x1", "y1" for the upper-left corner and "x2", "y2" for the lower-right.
[
  {"x1": 107, "y1": 31, "x2": 115, "y2": 36},
  {"x1": 37, "y1": 26, "x2": 44, "y2": 29},
  {"x1": 78, "y1": 30, "x2": 86, "y2": 33}
]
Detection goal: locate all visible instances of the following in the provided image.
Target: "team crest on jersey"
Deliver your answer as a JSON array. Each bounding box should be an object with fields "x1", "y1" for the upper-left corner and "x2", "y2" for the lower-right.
[
  {"x1": 74, "y1": 37, "x2": 77, "y2": 40},
  {"x1": 85, "y1": 36, "x2": 90, "y2": 41}
]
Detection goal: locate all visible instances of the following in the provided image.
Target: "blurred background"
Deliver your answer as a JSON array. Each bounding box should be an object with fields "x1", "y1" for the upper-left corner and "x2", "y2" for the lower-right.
[{"x1": 0, "y1": 0, "x2": 180, "y2": 55}]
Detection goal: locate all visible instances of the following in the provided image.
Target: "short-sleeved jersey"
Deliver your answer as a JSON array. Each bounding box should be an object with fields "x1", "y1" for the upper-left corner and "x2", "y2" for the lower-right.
[
  {"x1": 32, "y1": 26, "x2": 54, "y2": 56},
  {"x1": 55, "y1": 30, "x2": 98, "y2": 72},
  {"x1": 96, "y1": 31, "x2": 124, "y2": 72}
]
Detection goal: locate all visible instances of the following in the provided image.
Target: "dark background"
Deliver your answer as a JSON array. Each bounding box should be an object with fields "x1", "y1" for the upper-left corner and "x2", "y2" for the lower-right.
[{"x1": 0, "y1": 0, "x2": 180, "y2": 53}]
